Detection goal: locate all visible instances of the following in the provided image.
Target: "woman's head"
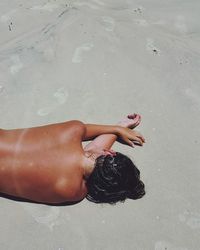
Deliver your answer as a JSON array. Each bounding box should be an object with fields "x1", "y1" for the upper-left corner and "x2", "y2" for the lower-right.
[{"x1": 86, "y1": 152, "x2": 145, "y2": 204}]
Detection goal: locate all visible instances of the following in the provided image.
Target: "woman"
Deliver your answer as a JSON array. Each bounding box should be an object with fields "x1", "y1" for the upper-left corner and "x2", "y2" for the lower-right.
[{"x1": 0, "y1": 114, "x2": 145, "y2": 204}]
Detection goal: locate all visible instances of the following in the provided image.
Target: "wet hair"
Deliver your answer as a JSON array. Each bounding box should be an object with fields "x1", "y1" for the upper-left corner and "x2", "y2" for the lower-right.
[{"x1": 86, "y1": 152, "x2": 145, "y2": 204}]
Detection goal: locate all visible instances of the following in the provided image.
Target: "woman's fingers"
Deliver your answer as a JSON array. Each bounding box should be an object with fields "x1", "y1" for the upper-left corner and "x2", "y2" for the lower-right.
[
  {"x1": 137, "y1": 134, "x2": 145, "y2": 143},
  {"x1": 118, "y1": 127, "x2": 145, "y2": 147},
  {"x1": 132, "y1": 137, "x2": 143, "y2": 146},
  {"x1": 128, "y1": 140, "x2": 135, "y2": 147},
  {"x1": 128, "y1": 113, "x2": 141, "y2": 121},
  {"x1": 127, "y1": 114, "x2": 142, "y2": 128},
  {"x1": 132, "y1": 140, "x2": 142, "y2": 146},
  {"x1": 127, "y1": 114, "x2": 137, "y2": 119},
  {"x1": 138, "y1": 136, "x2": 145, "y2": 143},
  {"x1": 129, "y1": 130, "x2": 145, "y2": 145},
  {"x1": 137, "y1": 115, "x2": 141, "y2": 125},
  {"x1": 122, "y1": 136, "x2": 135, "y2": 147},
  {"x1": 134, "y1": 114, "x2": 140, "y2": 124},
  {"x1": 133, "y1": 130, "x2": 145, "y2": 143},
  {"x1": 134, "y1": 115, "x2": 141, "y2": 127},
  {"x1": 127, "y1": 114, "x2": 139, "y2": 122}
]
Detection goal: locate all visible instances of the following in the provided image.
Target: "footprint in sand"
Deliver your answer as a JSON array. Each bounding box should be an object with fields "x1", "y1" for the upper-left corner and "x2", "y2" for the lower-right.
[
  {"x1": 133, "y1": 7, "x2": 143, "y2": 14},
  {"x1": 184, "y1": 88, "x2": 200, "y2": 109},
  {"x1": 37, "y1": 87, "x2": 69, "y2": 116},
  {"x1": 146, "y1": 38, "x2": 161, "y2": 55},
  {"x1": 53, "y1": 87, "x2": 68, "y2": 104},
  {"x1": 10, "y1": 55, "x2": 24, "y2": 74},
  {"x1": 30, "y1": 3, "x2": 60, "y2": 12},
  {"x1": 155, "y1": 240, "x2": 188, "y2": 250},
  {"x1": 72, "y1": 43, "x2": 94, "y2": 63},
  {"x1": 0, "y1": 85, "x2": 4, "y2": 94},
  {"x1": 101, "y1": 16, "x2": 115, "y2": 32},
  {"x1": 73, "y1": 2, "x2": 100, "y2": 10},
  {"x1": 20, "y1": 203, "x2": 61, "y2": 231},
  {"x1": 134, "y1": 19, "x2": 149, "y2": 27},
  {"x1": 73, "y1": 0, "x2": 105, "y2": 9},
  {"x1": 178, "y1": 210, "x2": 200, "y2": 230},
  {"x1": 37, "y1": 107, "x2": 54, "y2": 117},
  {"x1": 174, "y1": 15, "x2": 187, "y2": 34},
  {"x1": 1, "y1": 9, "x2": 17, "y2": 23}
]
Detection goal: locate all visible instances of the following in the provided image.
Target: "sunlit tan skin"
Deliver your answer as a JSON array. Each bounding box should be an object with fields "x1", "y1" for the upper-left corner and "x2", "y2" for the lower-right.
[{"x1": 0, "y1": 114, "x2": 145, "y2": 204}]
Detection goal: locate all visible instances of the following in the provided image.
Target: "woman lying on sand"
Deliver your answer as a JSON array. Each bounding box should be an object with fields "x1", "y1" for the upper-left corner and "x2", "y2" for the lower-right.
[{"x1": 0, "y1": 114, "x2": 145, "y2": 205}]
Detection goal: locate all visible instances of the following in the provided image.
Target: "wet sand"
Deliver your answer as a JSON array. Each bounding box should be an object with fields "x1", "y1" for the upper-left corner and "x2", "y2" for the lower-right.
[{"x1": 0, "y1": 0, "x2": 200, "y2": 249}]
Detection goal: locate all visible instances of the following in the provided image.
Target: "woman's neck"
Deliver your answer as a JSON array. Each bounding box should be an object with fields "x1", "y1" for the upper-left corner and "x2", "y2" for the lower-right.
[{"x1": 82, "y1": 150, "x2": 97, "y2": 178}]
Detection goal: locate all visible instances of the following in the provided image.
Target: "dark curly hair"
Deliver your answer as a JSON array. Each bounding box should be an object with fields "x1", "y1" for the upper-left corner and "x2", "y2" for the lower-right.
[{"x1": 86, "y1": 152, "x2": 145, "y2": 204}]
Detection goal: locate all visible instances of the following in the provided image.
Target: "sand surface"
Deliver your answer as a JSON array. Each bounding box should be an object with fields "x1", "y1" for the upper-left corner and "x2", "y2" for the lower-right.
[{"x1": 0, "y1": 0, "x2": 200, "y2": 249}]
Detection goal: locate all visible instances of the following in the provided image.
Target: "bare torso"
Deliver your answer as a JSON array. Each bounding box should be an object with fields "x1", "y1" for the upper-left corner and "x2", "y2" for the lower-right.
[
  {"x1": 0, "y1": 121, "x2": 88, "y2": 204},
  {"x1": 0, "y1": 114, "x2": 145, "y2": 204}
]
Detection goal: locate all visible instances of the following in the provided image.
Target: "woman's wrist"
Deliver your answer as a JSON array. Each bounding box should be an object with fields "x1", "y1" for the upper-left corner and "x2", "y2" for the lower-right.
[
  {"x1": 114, "y1": 125, "x2": 123, "y2": 136},
  {"x1": 117, "y1": 121, "x2": 128, "y2": 128}
]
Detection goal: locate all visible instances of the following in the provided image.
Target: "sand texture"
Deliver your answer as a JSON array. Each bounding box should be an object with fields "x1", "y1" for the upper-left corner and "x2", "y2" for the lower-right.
[{"x1": 0, "y1": 0, "x2": 200, "y2": 249}]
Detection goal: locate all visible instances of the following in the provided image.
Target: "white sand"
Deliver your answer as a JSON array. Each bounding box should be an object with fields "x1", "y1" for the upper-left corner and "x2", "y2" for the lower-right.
[{"x1": 0, "y1": 0, "x2": 200, "y2": 249}]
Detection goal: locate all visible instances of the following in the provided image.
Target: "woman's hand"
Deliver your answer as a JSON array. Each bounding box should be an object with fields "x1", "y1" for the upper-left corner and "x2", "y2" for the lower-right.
[
  {"x1": 116, "y1": 126, "x2": 145, "y2": 147},
  {"x1": 117, "y1": 114, "x2": 141, "y2": 129}
]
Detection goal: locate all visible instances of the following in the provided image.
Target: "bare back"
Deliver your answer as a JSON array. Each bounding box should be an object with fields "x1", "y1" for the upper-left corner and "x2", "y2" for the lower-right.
[{"x1": 0, "y1": 121, "x2": 87, "y2": 204}]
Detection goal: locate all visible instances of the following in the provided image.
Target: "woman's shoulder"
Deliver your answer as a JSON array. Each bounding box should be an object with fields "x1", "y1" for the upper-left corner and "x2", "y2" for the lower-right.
[{"x1": 59, "y1": 120, "x2": 86, "y2": 139}]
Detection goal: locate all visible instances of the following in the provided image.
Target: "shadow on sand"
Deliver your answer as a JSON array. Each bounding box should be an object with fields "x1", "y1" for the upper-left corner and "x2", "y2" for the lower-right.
[{"x1": 0, "y1": 192, "x2": 83, "y2": 206}]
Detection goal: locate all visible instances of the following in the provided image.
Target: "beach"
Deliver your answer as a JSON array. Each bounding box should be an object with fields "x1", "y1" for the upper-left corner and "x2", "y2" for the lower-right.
[{"x1": 0, "y1": 0, "x2": 200, "y2": 249}]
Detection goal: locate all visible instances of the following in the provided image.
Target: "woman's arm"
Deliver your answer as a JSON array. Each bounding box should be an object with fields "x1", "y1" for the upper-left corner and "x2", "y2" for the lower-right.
[
  {"x1": 83, "y1": 124, "x2": 119, "y2": 141},
  {"x1": 84, "y1": 133, "x2": 117, "y2": 152},
  {"x1": 83, "y1": 114, "x2": 144, "y2": 151}
]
